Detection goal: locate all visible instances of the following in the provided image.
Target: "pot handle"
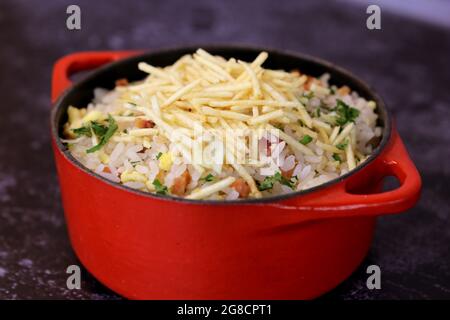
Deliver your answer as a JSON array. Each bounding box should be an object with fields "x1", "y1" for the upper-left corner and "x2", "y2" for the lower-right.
[
  {"x1": 275, "y1": 126, "x2": 421, "y2": 220},
  {"x1": 51, "y1": 51, "x2": 140, "y2": 103}
]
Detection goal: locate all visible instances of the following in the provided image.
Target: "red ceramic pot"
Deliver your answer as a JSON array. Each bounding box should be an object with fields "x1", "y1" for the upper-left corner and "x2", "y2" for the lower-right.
[{"x1": 50, "y1": 46, "x2": 421, "y2": 299}]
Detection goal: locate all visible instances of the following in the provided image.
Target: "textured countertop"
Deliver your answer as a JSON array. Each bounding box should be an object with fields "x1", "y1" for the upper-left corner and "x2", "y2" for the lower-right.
[{"x1": 0, "y1": 0, "x2": 449, "y2": 299}]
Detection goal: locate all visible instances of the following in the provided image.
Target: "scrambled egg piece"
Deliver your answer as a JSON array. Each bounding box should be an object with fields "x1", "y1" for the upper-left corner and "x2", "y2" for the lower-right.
[
  {"x1": 158, "y1": 153, "x2": 172, "y2": 171},
  {"x1": 120, "y1": 170, "x2": 147, "y2": 183},
  {"x1": 81, "y1": 110, "x2": 105, "y2": 123},
  {"x1": 67, "y1": 106, "x2": 86, "y2": 124}
]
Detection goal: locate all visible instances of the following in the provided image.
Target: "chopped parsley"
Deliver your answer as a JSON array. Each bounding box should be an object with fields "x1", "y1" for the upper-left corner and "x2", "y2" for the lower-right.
[
  {"x1": 334, "y1": 99, "x2": 360, "y2": 126},
  {"x1": 332, "y1": 154, "x2": 342, "y2": 162},
  {"x1": 71, "y1": 115, "x2": 118, "y2": 153},
  {"x1": 91, "y1": 121, "x2": 108, "y2": 137},
  {"x1": 156, "y1": 152, "x2": 163, "y2": 160},
  {"x1": 73, "y1": 126, "x2": 91, "y2": 137},
  {"x1": 257, "y1": 172, "x2": 296, "y2": 191},
  {"x1": 336, "y1": 139, "x2": 349, "y2": 150},
  {"x1": 280, "y1": 175, "x2": 296, "y2": 189},
  {"x1": 152, "y1": 179, "x2": 168, "y2": 195},
  {"x1": 200, "y1": 173, "x2": 215, "y2": 182},
  {"x1": 258, "y1": 175, "x2": 278, "y2": 191},
  {"x1": 86, "y1": 115, "x2": 118, "y2": 153},
  {"x1": 73, "y1": 121, "x2": 108, "y2": 138},
  {"x1": 299, "y1": 135, "x2": 313, "y2": 145}
]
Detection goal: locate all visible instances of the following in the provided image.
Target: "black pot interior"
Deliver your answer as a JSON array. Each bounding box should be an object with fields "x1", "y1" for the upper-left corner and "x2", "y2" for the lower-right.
[{"x1": 51, "y1": 45, "x2": 390, "y2": 205}]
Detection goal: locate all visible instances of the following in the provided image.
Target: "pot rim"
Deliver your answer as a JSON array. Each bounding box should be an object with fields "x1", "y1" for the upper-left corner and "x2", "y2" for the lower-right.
[{"x1": 51, "y1": 44, "x2": 391, "y2": 205}]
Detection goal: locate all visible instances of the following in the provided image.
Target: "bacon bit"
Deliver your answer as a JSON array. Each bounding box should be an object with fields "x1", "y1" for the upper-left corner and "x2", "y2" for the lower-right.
[
  {"x1": 281, "y1": 167, "x2": 294, "y2": 179},
  {"x1": 231, "y1": 178, "x2": 251, "y2": 198},
  {"x1": 337, "y1": 85, "x2": 350, "y2": 96},
  {"x1": 134, "y1": 118, "x2": 155, "y2": 128},
  {"x1": 138, "y1": 147, "x2": 148, "y2": 154},
  {"x1": 115, "y1": 78, "x2": 129, "y2": 87},
  {"x1": 170, "y1": 170, "x2": 191, "y2": 196},
  {"x1": 103, "y1": 167, "x2": 111, "y2": 173}
]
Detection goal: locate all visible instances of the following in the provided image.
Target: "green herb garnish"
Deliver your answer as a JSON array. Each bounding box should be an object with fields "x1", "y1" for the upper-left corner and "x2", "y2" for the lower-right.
[
  {"x1": 156, "y1": 152, "x2": 163, "y2": 160},
  {"x1": 299, "y1": 135, "x2": 313, "y2": 145},
  {"x1": 336, "y1": 139, "x2": 349, "y2": 150},
  {"x1": 279, "y1": 174, "x2": 295, "y2": 189},
  {"x1": 334, "y1": 99, "x2": 360, "y2": 126},
  {"x1": 73, "y1": 125, "x2": 92, "y2": 137},
  {"x1": 258, "y1": 175, "x2": 278, "y2": 191},
  {"x1": 257, "y1": 172, "x2": 296, "y2": 191},
  {"x1": 152, "y1": 179, "x2": 168, "y2": 195},
  {"x1": 73, "y1": 118, "x2": 114, "y2": 147},
  {"x1": 201, "y1": 173, "x2": 215, "y2": 182},
  {"x1": 91, "y1": 121, "x2": 108, "y2": 137},
  {"x1": 332, "y1": 154, "x2": 342, "y2": 162},
  {"x1": 86, "y1": 114, "x2": 118, "y2": 153}
]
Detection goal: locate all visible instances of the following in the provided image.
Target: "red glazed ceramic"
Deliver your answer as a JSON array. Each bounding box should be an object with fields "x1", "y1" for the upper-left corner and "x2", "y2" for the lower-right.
[{"x1": 50, "y1": 47, "x2": 421, "y2": 299}]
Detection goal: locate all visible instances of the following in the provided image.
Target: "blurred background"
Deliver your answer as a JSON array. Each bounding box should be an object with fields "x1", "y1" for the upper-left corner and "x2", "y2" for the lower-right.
[{"x1": 0, "y1": 0, "x2": 449, "y2": 299}]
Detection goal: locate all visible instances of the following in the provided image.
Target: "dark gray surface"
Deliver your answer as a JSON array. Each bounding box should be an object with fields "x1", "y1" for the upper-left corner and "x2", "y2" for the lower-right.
[{"x1": 0, "y1": 0, "x2": 449, "y2": 300}]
